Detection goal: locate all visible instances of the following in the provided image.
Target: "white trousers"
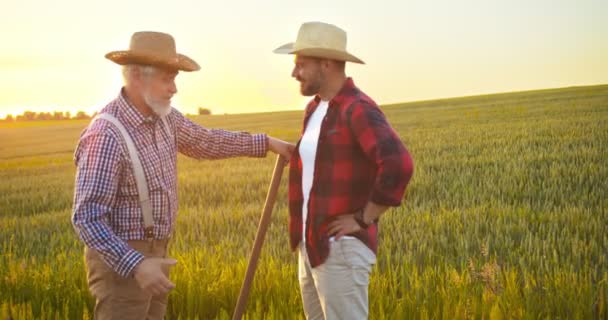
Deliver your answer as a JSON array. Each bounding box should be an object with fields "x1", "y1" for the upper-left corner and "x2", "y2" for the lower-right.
[{"x1": 298, "y1": 238, "x2": 377, "y2": 320}]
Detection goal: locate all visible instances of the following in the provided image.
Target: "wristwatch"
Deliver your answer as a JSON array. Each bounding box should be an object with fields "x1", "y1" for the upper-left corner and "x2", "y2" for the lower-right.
[{"x1": 354, "y1": 209, "x2": 370, "y2": 229}]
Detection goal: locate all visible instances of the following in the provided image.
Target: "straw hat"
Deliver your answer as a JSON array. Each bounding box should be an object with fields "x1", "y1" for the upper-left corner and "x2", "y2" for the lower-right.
[
  {"x1": 105, "y1": 31, "x2": 200, "y2": 72},
  {"x1": 273, "y1": 21, "x2": 364, "y2": 64}
]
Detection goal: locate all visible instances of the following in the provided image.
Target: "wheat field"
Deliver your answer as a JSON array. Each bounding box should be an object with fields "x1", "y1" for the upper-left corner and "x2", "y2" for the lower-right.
[{"x1": 1, "y1": 85, "x2": 607, "y2": 319}]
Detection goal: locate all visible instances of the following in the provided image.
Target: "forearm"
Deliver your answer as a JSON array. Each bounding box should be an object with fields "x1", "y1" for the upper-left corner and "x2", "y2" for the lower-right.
[
  {"x1": 361, "y1": 201, "x2": 389, "y2": 225},
  {"x1": 180, "y1": 128, "x2": 267, "y2": 159},
  {"x1": 175, "y1": 111, "x2": 268, "y2": 159},
  {"x1": 73, "y1": 209, "x2": 144, "y2": 277}
]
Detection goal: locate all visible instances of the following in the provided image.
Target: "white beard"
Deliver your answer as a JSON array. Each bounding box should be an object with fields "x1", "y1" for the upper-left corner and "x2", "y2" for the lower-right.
[{"x1": 144, "y1": 91, "x2": 172, "y2": 117}]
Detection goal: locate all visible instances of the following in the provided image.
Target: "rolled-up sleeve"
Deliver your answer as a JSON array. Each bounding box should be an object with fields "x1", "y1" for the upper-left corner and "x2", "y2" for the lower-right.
[
  {"x1": 349, "y1": 102, "x2": 414, "y2": 206},
  {"x1": 72, "y1": 133, "x2": 144, "y2": 277},
  {"x1": 173, "y1": 110, "x2": 267, "y2": 159}
]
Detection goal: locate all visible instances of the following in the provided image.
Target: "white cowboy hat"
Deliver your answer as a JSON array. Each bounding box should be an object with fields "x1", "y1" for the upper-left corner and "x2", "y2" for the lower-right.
[
  {"x1": 273, "y1": 21, "x2": 364, "y2": 64},
  {"x1": 105, "y1": 31, "x2": 200, "y2": 72}
]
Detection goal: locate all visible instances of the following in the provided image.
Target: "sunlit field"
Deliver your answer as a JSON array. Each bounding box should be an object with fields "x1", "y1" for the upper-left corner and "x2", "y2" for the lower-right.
[{"x1": 1, "y1": 85, "x2": 607, "y2": 319}]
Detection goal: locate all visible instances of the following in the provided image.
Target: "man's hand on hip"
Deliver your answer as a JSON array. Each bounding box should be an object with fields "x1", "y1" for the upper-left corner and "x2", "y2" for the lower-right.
[
  {"x1": 328, "y1": 214, "x2": 362, "y2": 240},
  {"x1": 133, "y1": 257, "x2": 177, "y2": 296}
]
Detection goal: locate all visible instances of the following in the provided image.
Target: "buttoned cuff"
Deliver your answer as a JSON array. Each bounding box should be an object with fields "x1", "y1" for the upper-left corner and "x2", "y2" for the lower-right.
[
  {"x1": 115, "y1": 248, "x2": 145, "y2": 278},
  {"x1": 370, "y1": 191, "x2": 402, "y2": 207},
  {"x1": 251, "y1": 134, "x2": 268, "y2": 157}
]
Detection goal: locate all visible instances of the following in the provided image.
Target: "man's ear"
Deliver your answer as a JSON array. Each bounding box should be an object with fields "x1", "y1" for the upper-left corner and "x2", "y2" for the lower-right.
[
  {"x1": 132, "y1": 67, "x2": 142, "y2": 81},
  {"x1": 320, "y1": 59, "x2": 330, "y2": 69},
  {"x1": 131, "y1": 67, "x2": 146, "y2": 88}
]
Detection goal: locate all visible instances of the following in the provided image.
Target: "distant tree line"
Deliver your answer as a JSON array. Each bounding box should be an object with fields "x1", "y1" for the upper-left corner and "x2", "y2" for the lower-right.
[
  {"x1": 198, "y1": 107, "x2": 211, "y2": 115},
  {"x1": 2, "y1": 107, "x2": 213, "y2": 122},
  {"x1": 1, "y1": 111, "x2": 92, "y2": 122}
]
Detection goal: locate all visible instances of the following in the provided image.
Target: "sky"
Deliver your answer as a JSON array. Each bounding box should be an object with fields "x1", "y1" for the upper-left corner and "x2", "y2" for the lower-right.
[{"x1": 1, "y1": 0, "x2": 607, "y2": 118}]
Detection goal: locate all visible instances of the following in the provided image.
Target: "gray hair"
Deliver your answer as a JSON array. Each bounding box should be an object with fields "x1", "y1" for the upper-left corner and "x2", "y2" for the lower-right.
[{"x1": 122, "y1": 65, "x2": 157, "y2": 84}]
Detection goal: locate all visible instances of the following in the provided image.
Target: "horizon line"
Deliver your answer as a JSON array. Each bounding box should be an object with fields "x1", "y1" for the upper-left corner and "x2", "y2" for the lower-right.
[{"x1": 2, "y1": 82, "x2": 606, "y2": 119}]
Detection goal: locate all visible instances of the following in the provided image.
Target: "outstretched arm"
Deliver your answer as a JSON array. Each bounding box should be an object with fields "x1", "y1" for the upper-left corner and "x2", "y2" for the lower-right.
[{"x1": 173, "y1": 110, "x2": 294, "y2": 160}]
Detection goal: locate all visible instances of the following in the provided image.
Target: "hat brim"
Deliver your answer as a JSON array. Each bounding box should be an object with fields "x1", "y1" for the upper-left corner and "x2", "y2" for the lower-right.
[
  {"x1": 105, "y1": 51, "x2": 200, "y2": 72},
  {"x1": 273, "y1": 43, "x2": 364, "y2": 64}
]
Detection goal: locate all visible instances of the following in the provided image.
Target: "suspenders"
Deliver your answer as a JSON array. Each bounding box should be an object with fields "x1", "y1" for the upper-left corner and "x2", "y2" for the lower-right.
[{"x1": 91, "y1": 113, "x2": 172, "y2": 239}]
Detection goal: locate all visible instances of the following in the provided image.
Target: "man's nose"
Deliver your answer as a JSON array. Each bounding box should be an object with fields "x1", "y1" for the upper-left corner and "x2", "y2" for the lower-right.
[
  {"x1": 169, "y1": 81, "x2": 178, "y2": 95},
  {"x1": 291, "y1": 66, "x2": 298, "y2": 79}
]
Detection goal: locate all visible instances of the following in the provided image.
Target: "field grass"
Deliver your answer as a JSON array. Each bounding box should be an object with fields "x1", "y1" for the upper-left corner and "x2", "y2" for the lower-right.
[{"x1": 1, "y1": 85, "x2": 607, "y2": 319}]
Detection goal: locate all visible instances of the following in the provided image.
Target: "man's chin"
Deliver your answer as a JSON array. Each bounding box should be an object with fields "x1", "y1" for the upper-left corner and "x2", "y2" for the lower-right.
[
  {"x1": 151, "y1": 104, "x2": 172, "y2": 117},
  {"x1": 299, "y1": 83, "x2": 318, "y2": 96},
  {"x1": 300, "y1": 87, "x2": 316, "y2": 96}
]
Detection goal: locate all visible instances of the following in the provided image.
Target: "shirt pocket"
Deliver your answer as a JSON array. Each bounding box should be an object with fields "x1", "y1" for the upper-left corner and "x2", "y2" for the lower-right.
[
  {"x1": 321, "y1": 126, "x2": 344, "y2": 142},
  {"x1": 339, "y1": 238, "x2": 376, "y2": 286},
  {"x1": 320, "y1": 125, "x2": 354, "y2": 162}
]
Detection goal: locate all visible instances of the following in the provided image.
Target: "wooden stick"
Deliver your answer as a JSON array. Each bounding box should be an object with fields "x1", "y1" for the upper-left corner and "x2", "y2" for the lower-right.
[{"x1": 232, "y1": 155, "x2": 287, "y2": 320}]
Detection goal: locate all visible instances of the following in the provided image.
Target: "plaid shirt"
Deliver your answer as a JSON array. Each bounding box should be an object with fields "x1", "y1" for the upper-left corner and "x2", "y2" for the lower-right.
[
  {"x1": 288, "y1": 78, "x2": 414, "y2": 267},
  {"x1": 72, "y1": 90, "x2": 267, "y2": 277}
]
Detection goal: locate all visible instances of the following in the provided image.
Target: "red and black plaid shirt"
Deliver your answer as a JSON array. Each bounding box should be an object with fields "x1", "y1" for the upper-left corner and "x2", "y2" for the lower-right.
[{"x1": 288, "y1": 78, "x2": 414, "y2": 267}]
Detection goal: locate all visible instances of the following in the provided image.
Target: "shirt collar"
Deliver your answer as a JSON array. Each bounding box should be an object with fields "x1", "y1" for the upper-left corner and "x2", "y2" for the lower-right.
[
  {"x1": 307, "y1": 77, "x2": 357, "y2": 117},
  {"x1": 329, "y1": 77, "x2": 357, "y2": 107}
]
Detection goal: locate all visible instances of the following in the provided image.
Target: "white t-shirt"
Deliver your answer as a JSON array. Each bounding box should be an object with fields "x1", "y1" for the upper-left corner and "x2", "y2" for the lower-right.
[
  {"x1": 300, "y1": 100, "x2": 329, "y2": 242},
  {"x1": 299, "y1": 101, "x2": 355, "y2": 243}
]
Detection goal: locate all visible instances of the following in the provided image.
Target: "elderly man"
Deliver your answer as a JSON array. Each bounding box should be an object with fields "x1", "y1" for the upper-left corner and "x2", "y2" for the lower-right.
[
  {"x1": 274, "y1": 22, "x2": 414, "y2": 319},
  {"x1": 72, "y1": 31, "x2": 293, "y2": 319}
]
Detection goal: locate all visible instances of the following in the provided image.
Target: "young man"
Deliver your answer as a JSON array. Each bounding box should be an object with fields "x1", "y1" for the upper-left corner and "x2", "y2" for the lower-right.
[
  {"x1": 274, "y1": 22, "x2": 414, "y2": 319},
  {"x1": 72, "y1": 31, "x2": 293, "y2": 319}
]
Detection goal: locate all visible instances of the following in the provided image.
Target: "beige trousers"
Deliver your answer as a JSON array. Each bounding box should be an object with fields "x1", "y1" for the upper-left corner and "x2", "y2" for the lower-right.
[
  {"x1": 298, "y1": 238, "x2": 377, "y2": 320},
  {"x1": 85, "y1": 240, "x2": 170, "y2": 320}
]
